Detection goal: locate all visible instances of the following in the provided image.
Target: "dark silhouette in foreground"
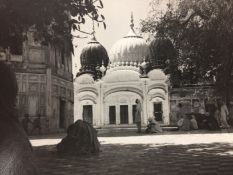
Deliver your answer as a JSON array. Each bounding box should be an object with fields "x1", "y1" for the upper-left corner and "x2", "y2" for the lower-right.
[
  {"x1": 57, "y1": 120, "x2": 100, "y2": 155},
  {"x1": 0, "y1": 62, "x2": 39, "y2": 175}
]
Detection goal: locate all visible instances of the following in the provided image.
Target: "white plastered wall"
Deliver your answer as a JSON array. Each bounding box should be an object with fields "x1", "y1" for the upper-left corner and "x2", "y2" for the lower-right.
[{"x1": 74, "y1": 90, "x2": 98, "y2": 125}]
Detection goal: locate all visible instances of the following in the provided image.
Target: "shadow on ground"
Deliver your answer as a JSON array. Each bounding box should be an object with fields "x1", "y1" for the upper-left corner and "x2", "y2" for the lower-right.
[
  {"x1": 35, "y1": 142, "x2": 233, "y2": 175},
  {"x1": 97, "y1": 128, "x2": 233, "y2": 137}
]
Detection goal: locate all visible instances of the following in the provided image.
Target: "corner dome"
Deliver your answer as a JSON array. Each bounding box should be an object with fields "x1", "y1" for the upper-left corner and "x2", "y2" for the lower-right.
[
  {"x1": 148, "y1": 37, "x2": 176, "y2": 68},
  {"x1": 80, "y1": 35, "x2": 109, "y2": 71},
  {"x1": 148, "y1": 69, "x2": 167, "y2": 81},
  {"x1": 74, "y1": 74, "x2": 94, "y2": 84},
  {"x1": 109, "y1": 16, "x2": 149, "y2": 65}
]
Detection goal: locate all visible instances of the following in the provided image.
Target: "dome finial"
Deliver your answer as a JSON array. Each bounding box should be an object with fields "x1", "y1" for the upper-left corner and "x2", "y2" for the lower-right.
[{"x1": 130, "y1": 12, "x2": 134, "y2": 29}]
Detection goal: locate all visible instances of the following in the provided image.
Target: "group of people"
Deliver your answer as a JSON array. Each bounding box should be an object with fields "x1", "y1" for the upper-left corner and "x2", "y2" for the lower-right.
[
  {"x1": 21, "y1": 113, "x2": 42, "y2": 135},
  {"x1": 135, "y1": 99, "x2": 163, "y2": 134},
  {"x1": 134, "y1": 98, "x2": 232, "y2": 133},
  {"x1": 174, "y1": 100, "x2": 231, "y2": 131},
  {"x1": 174, "y1": 103, "x2": 199, "y2": 131}
]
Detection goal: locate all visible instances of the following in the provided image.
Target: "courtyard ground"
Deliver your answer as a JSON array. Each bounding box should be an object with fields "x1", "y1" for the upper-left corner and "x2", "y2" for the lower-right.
[{"x1": 32, "y1": 130, "x2": 233, "y2": 175}]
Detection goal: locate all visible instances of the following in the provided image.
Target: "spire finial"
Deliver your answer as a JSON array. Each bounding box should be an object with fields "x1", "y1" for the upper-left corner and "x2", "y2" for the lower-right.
[
  {"x1": 92, "y1": 20, "x2": 95, "y2": 36},
  {"x1": 167, "y1": 0, "x2": 171, "y2": 9},
  {"x1": 91, "y1": 20, "x2": 97, "y2": 41},
  {"x1": 130, "y1": 12, "x2": 134, "y2": 29}
]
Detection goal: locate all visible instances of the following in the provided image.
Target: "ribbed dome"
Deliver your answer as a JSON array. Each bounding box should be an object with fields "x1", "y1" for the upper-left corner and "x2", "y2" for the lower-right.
[
  {"x1": 148, "y1": 37, "x2": 176, "y2": 69},
  {"x1": 148, "y1": 69, "x2": 167, "y2": 81},
  {"x1": 109, "y1": 18, "x2": 148, "y2": 65},
  {"x1": 103, "y1": 70, "x2": 140, "y2": 83},
  {"x1": 80, "y1": 36, "x2": 109, "y2": 68}
]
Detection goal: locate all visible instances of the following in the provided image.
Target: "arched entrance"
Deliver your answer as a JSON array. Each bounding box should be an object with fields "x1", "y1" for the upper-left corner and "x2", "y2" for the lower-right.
[{"x1": 104, "y1": 91, "x2": 143, "y2": 125}]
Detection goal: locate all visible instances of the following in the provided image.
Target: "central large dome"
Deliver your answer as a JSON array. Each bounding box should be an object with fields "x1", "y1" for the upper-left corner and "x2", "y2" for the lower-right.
[{"x1": 109, "y1": 17, "x2": 149, "y2": 65}]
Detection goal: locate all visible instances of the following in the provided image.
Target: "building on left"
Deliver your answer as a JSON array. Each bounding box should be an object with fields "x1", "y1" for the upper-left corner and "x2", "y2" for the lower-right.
[{"x1": 0, "y1": 29, "x2": 74, "y2": 134}]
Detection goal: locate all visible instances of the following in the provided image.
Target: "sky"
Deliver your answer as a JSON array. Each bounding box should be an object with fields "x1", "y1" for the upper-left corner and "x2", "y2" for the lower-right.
[
  {"x1": 72, "y1": 0, "x2": 152, "y2": 75},
  {"x1": 72, "y1": 0, "x2": 170, "y2": 75}
]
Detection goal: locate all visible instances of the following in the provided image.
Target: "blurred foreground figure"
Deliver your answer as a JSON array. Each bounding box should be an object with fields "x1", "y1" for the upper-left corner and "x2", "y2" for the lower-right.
[
  {"x1": 57, "y1": 120, "x2": 100, "y2": 155},
  {"x1": 0, "y1": 62, "x2": 39, "y2": 175}
]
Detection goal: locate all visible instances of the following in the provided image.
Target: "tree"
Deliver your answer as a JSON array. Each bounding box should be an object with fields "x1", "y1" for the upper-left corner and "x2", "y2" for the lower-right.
[
  {"x1": 0, "y1": 0, "x2": 106, "y2": 54},
  {"x1": 141, "y1": 0, "x2": 233, "y2": 103}
]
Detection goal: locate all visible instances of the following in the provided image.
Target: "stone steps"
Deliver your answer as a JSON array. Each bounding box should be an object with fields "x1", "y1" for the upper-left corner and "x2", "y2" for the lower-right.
[{"x1": 96, "y1": 125, "x2": 179, "y2": 135}]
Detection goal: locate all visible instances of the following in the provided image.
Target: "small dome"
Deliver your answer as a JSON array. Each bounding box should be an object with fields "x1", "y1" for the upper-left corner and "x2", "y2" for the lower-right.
[
  {"x1": 109, "y1": 15, "x2": 148, "y2": 65},
  {"x1": 148, "y1": 69, "x2": 166, "y2": 81},
  {"x1": 103, "y1": 70, "x2": 140, "y2": 83},
  {"x1": 80, "y1": 35, "x2": 109, "y2": 69},
  {"x1": 148, "y1": 37, "x2": 176, "y2": 68},
  {"x1": 74, "y1": 74, "x2": 94, "y2": 84}
]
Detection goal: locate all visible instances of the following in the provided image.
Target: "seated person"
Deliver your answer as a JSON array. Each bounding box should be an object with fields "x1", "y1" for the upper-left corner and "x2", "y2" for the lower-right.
[
  {"x1": 193, "y1": 113, "x2": 208, "y2": 129},
  {"x1": 145, "y1": 117, "x2": 163, "y2": 133},
  {"x1": 206, "y1": 112, "x2": 220, "y2": 130},
  {"x1": 177, "y1": 117, "x2": 184, "y2": 127},
  {"x1": 177, "y1": 114, "x2": 191, "y2": 131}
]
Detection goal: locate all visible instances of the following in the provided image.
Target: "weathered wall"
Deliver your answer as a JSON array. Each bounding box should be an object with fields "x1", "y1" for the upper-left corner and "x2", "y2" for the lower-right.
[
  {"x1": 170, "y1": 86, "x2": 215, "y2": 115},
  {"x1": 11, "y1": 33, "x2": 74, "y2": 134},
  {"x1": 16, "y1": 72, "x2": 49, "y2": 133},
  {"x1": 51, "y1": 76, "x2": 74, "y2": 132}
]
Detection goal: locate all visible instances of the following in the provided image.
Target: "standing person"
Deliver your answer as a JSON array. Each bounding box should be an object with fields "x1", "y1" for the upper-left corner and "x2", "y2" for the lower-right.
[
  {"x1": 215, "y1": 100, "x2": 221, "y2": 126},
  {"x1": 32, "y1": 114, "x2": 42, "y2": 135},
  {"x1": 176, "y1": 103, "x2": 185, "y2": 125},
  {"x1": 21, "y1": 113, "x2": 32, "y2": 135},
  {"x1": 214, "y1": 108, "x2": 221, "y2": 127},
  {"x1": 0, "y1": 61, "x2": 39, "y2": 174},
  {"x1": 190, "y1": 115, "x2": 198, "y2": 130},
  {"x1": 176, "y1": 103, "x2": 185, "y2": 121},
  {"x1": 135, "y1": 99, "x2": 142, "y2": 133},
  {"x1": 220, "y1": 100, "x2": 230, "y2": 129}
]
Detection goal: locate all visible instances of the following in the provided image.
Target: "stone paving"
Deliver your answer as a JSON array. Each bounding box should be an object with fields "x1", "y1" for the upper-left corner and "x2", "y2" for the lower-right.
[{"x1": 32, "y1": 131, "x2": 233, "y2": 175}]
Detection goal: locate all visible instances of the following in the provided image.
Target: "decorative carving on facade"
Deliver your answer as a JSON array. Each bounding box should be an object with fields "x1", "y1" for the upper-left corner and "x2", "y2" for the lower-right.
[{"x1": 5, "y1": 33, "x2": 74, "y2": 134}]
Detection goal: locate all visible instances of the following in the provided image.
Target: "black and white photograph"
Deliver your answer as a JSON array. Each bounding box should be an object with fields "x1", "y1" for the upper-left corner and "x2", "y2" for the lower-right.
[{"x1": 1, "y1": 0, "x2": 233, "y2": 174}]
